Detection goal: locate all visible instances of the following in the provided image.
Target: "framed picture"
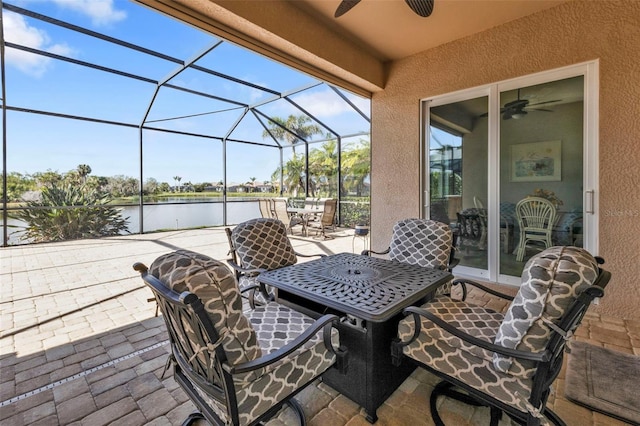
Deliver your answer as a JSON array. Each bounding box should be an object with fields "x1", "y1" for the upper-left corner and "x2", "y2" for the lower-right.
[{"x1": 511, "y1": 140, "x2": 562, "y2": 182}]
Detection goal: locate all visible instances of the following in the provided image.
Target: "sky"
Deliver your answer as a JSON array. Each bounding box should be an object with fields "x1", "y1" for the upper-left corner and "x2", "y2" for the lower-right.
[{"x1": 2, "y1": 0, "x2": 371, "y2": 185}]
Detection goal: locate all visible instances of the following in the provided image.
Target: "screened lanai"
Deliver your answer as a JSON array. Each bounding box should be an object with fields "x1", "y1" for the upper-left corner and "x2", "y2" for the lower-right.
[{"x1": 0, "y1": 1, "x2": 371, "y2": 246}]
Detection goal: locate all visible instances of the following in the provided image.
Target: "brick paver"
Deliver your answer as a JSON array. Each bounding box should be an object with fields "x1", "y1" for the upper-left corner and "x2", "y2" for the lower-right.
[{"x1": 1, "y1": 228, "x2": 637, "y2": 425}]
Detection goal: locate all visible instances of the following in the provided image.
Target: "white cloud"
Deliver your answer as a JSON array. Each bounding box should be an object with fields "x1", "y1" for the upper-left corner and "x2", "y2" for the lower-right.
[
  {"x1": 292, "y1": 89, "x2": 369, "y2": 118},
  {"x1": 52, "y1": 0, "x2": 126, "y2": 26},
  {"x1": 3, "y1": 12, "x2": 74, "y2": 77}
]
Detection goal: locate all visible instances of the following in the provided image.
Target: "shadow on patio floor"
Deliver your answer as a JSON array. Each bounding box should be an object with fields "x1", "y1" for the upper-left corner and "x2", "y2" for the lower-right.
[{"x1": 1, "y1": 228, "x2": 636, "y2": 425}]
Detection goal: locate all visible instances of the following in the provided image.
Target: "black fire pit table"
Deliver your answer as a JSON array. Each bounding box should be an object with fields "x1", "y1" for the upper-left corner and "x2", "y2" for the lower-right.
[{"x1": 257, "y1": 252, "x2": 453, "y2": 423}]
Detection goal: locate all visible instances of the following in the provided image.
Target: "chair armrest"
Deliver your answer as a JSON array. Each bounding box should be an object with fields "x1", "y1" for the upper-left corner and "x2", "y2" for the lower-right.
[
  {"x1": 295, "y1": 251, "x2": 326, "y2": 258},
  {"x1": 224, "y1": 314, "x2": 345, "y2": 374},
  {"x1": 452, "y1": 278, "x2": 515, "y2": 301},
  {"x1": 226, "y1": 259, "x2": 266, "y2": 275},
  {"x1": 399, "y1": 306, "x2": 550, "y2": 363},
  {"x1": 448, "y1": 257, "x2": 460, "y2": 269},
  {"x1": 362, "y1": 247, "x2": 390, "y2": 256},
  {"x1": 239, "y1": 284, "x2": 259, "y2": 294}
]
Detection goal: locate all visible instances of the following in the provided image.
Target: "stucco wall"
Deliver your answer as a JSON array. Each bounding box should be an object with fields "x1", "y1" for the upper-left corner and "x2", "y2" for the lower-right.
[{"x1": 371, "y1": 0, "x2": 640, "y2": 319}]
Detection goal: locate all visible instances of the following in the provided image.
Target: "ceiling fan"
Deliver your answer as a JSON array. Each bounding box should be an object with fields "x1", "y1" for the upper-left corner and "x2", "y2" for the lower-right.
[
  {"x1": 335, "y1": 0, "x2": 435, "y2": 18},
  {"x1": 501, "y1": 89, "x2": 561, "y2": 120}
]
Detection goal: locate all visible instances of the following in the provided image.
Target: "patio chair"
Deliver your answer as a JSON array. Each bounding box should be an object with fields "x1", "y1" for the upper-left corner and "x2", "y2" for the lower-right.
[
  {"x1": 307, "y1": 198, "x2": 337, "y2": 239},
  {"x1": 473, "y1": 197, "x2": 514, "y2": 254},
  {"x1": 272, "y1": 197, "x2": 304, "y2": 234},
  {"x1": 362, "y1": 218, "x2": 459, "y2": 297},
  {"x1": 133, "y1": 249, "x2": 345, "y2": 426},
  {"x1": 392, "y1": 246, "x2": 610, "y2": 426},
  {"x1": 258, "y1": 198, "x2": 272, "y2": 218},
  {"x1": 473, "y1": 196, "x2": 488, "y2": 249},
  {"x1": 225, "y1": 218, "x2": 325, "y2": 306},
  {"x1": 515, "y1": 197, "x2": 557, "y2": 261}
]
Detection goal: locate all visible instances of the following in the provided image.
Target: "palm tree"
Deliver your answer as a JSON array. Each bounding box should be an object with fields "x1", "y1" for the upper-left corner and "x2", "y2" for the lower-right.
[
  {"x1": 262, "y1": 115, "x2": 322, "y2": 155},
  {"x1": 308, "y1": 140, "x2": 338, "y2": 197},
  {"x1": 173, "y1": 176, "x2": 182, "y2": 192},
  {"x1": 271, "y1": 156, "x2": 305, "y2": 197},
  {"x1": 77, "y1": 164, "x2": 92, "y2": 184},
  {"x1": 342, "y1": 140, "x2": 370, "y2": 196}
]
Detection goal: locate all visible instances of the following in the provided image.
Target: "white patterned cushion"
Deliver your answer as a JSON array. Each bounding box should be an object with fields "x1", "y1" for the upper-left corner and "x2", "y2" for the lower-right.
[
  {"x1": 231, "y1": 218, "x2": 297, "y2": 271},
  {"x1": 388, "y1": 218, "x2": 453, "y2": 294},
  {"x1": 199, "y1": 302, "x2": 338, "y2": 425},
  {"x1": 400, "y1": 296, "x2": 503, "y2": 364},
  {"x1": 389, "y1": 219, "x2": 452, "y2": 268},
  {"x1": 493, "y1": 246, "x2": 599, "y2": 377},
  {"x1": 398, "y1": 312, "x2": 536, "y2": 417},
  {"x1": 149, "y1": 250, "x2": 262, "y2": 368}
]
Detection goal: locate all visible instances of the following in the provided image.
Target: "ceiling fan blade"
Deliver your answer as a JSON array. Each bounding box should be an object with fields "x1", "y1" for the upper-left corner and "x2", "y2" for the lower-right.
[
  {"x1": 335, "y1": 0, "x2": 361, "y2": 17},
  {"x1": 528, "y1": 99, "x2": 562, "y2": 106},
  {"x1": 526, "y1": 108, "x2": 554, "y2": 112},
  {"x1": 405, "y1": 0, "x2": 434, "y2": 17}
]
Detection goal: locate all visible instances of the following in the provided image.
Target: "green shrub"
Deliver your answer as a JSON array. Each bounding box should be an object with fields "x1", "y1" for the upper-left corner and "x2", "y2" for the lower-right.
[{"x1": 11, "y1": 183, "x2": 130, "y2": 243}]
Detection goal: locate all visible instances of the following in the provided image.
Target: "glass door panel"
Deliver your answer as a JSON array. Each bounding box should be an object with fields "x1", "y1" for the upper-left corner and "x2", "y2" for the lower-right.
[
  {"x1": 429, "y1": 96, "x2": 488, "y2": 272},
  {"x1": 499, "y1": 76, "x2": 585, "y2": 277}
]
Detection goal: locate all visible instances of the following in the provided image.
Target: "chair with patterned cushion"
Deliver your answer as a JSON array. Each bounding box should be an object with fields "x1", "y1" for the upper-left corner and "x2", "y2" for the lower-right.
[
  {"x1": 225, "y1": 218, "x2": 325, "y2": 306},
  {"x1": 363, "y1": 218, "x2": 459, "y2": 297},
  {"x1": 392, "y1": 246, "x2": 611, "y2": 426},
  {"x1": 134, "y1": 249, "x2": 346, "y2": 426}
]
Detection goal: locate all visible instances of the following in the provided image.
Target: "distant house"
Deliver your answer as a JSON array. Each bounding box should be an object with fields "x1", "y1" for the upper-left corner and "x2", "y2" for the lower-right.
[
  {"x1": 204, "y1": 185, "x2": 224, "y2": 192},
  {"x1": 255, "y1": 183, "x2": 273, "y2": 193},
  {"x1": 203, "y1": 182, "x2": 274, "y2": 193}
]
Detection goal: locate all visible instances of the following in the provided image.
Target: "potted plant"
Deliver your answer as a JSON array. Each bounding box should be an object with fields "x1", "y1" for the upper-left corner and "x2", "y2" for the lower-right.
[{"x1": 354, "y1": 223, "x2": 369, "y2": 236}]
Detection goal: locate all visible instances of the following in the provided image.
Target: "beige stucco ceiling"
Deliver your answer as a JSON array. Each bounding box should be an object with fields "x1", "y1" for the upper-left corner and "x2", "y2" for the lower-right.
[
  {"x1": 140, "y1": 0, "x2": 572, "y2": 94},
  {"x1": 291, "y1": 0, "x2": 570, "y2": 61}
]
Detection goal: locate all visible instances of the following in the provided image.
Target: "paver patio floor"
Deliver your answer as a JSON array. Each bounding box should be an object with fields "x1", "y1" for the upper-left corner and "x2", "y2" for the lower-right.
[{"x1": 1, "y1": 227, "x2": 637, "y2": 425}]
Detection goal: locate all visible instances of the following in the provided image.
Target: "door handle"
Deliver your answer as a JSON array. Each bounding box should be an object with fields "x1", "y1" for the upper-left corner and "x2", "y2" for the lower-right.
[{"x1": 585, "y1": 190, "x2": 594, "y2": 214}]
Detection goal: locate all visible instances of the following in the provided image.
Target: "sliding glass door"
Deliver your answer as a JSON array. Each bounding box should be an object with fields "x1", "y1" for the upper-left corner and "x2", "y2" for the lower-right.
[
  {"x1": 422, "y1": 62, "x2": 599, "y2": 284},
  {"x1": 498, "y1": 76, "x2": 584, "y2": 279},
  {"x1": 426, "y1": 93, "x2": 490, "y2": 277}
]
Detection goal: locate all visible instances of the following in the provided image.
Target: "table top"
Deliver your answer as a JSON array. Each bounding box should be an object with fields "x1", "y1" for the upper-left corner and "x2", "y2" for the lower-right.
[
  {"x1": 287, "y1": 207, "x2": 321, "y2": 214},
  {"x1": 258, "y1": 252, "x2": 452, "y2": 322}
]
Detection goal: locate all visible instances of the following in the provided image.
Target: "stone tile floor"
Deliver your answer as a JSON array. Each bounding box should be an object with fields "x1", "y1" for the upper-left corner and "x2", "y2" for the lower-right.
[{"x1": 1, "y1": 227, "x2": 638, "y2": 425}]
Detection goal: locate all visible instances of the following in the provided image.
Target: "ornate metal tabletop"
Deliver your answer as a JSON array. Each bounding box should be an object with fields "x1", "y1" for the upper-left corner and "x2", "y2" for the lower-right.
[{"x1": 258, "y1": 252, "x2": 452, "y2": 322}]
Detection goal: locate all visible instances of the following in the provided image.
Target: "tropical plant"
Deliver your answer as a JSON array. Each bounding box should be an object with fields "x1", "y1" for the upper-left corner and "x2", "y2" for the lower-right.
[
  {"x1": 1, "y1": 172, "x2": 37, "y2": 202},
  {"x1": 341, "y1": 140, "x2": 370, "y2": 196},
  {"x1": 262, "y1": 115, "x2": 322, "y2": 155},
  {"x1": 32, "y1": 170, "x2": 63, "y2": 188},
  {"x1": 308, "y1": 139, "x2": 338, "y2": 197},
  {"x1": 271, "y1": 156, "x2": 305, "y2": 196},
  {"x1": 77, "y1": 164, "x2": 92, "y2": 183},
  {"x1": 11, "y1": 183, "x2": 130, "y2": 243}
]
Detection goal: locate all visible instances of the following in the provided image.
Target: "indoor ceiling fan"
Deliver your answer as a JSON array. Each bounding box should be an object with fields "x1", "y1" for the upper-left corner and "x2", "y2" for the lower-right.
[
  {"x1": 501, "y1": 89, "x2": 561, "y2": 120},
  {"x1": 335, "y1": 0, "x2": 435, "y2": 18}
]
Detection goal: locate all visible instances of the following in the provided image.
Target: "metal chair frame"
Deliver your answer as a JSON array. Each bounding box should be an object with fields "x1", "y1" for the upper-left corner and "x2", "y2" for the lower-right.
[
  {"x1": 225, "y1": 219, "x2": 325, "y2": 306},
  {"x1": 392, "y1": 258, "x2": 611, "y2": 426},
  {"x1": 362, "y1": 218, "x2": 461, "y2": 297},
  {"x1": 134, "y1": 262, "x2": 344, "y2": 426}
]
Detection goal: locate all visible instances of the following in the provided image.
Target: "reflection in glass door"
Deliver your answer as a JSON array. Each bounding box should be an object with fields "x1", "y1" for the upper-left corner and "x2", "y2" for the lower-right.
[
  {"x1": 499, "y1": 76, "x2": 585, "y2": 278},
  {"x1": 423, "y1": 61, "x2": 597, "y2": 285},
  {"x1": 428, "y1": 95, "x2": 489, "y2": 274}
]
